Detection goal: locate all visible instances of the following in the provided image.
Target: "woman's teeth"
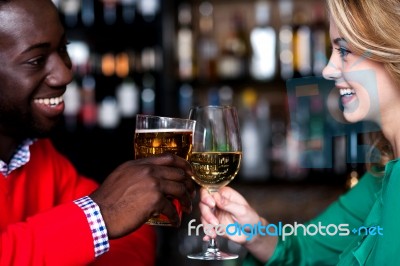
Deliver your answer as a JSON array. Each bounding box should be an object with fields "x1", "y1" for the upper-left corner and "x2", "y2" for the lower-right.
[
  {"x1": 34, "y1": 96, "x2": 64, "y2": 107},
  {"x1": 339, "y1": 88, "x2": 356, "y2": 96}
]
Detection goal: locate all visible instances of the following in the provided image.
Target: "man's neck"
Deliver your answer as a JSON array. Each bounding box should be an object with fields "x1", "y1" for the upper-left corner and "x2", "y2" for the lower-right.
[{"x1": 0, "y1": 135, "x2": 24, "y2": 164}]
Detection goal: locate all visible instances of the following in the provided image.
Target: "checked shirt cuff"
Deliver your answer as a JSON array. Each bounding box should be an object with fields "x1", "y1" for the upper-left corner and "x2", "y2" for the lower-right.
[{"x1": 74, "y1": 196, "x2": 110, "y2": 257}]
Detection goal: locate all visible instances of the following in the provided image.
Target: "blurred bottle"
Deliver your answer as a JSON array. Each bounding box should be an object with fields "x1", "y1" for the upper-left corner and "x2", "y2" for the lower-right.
[
  {"x1": 116, "y1": 79, "x2": 139, "y2": 118},
  {"x1": 63, "y1": 80, "x2": 81, "y2": 131},
  {"x1": 292, "y1": 6, "x2": 312, "y2": 77},
  {"x1": 177, "y1": 3, "x2": 194, "y2": 80},
  {"x1": 278, "y1": 0, "x2": 294, "y2": 80},
  {"x1": 115, "y1": 52, "x2": 130, "y2": 78},
  {"x1": 60, "y1": 0, "x2": 81, "y2": 27},
  {"x1": 98, "y1": 96, "x2": 120, "y2": 129},
  {"x1": 218, "y1": 12, "x2": 250, "y2": 79},
  {"x1": 121, "y1": 0, "x2": 137, "y2": 24},
  {"x1": 218, "y1": 85, "x2": 234, "y2": 106},
  {"x1": 137, "y1": 0, "x2": 160, "y2": 22},
  {"x1": 179, "y1": 83, "x2": 193, "y2": 118},
  {"x1": 250, "y1": 0, "x2": 276, "y2": 81},
  {"x1": 141, "y1": 74, "x2": 156, "y2": 114},
  {"x1": 101, "y1": 53, "x2": 116, "y2": 77},
  {"x1": 240, "y1": 88, "x2": 270, "y2": 181},
  {"x1": 102, "y1": 0, "x2": 118, "y2": 25},
  {"x1": 80, "y1": 75, "x2": 97, "y2": 128},
  {"x1": 67, "y1": 41, "x2": 91, "y2": 76},
  {"x1": 81, "y1": 0, "x2": 95, "y2": 27},
  {"x1": 311, "y1": 2, "x2": 329, "y2": 76},
  {"x1": 197, "y1": 1, "x2": 218, "y2": 81}
]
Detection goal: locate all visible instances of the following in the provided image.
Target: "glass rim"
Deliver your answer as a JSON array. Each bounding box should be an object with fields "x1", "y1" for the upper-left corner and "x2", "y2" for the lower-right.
[
  {"x1": 135, "y1": 114, "x2": 196, "y2": 123},
  {"x1": 189, "y1": 105, "x2": 237, "y2": 110}
]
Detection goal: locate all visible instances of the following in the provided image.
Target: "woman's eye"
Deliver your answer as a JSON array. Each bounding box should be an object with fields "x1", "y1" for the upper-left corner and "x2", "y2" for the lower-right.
[{"x1": 335, "y1": 47, "x2": 351, "y2": 58}]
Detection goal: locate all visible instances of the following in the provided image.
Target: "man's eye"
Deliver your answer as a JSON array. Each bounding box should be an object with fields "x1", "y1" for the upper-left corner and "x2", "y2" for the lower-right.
[
  {"x1": 335, "y1": 47, "x2": 351, "y2": 58},
  {"x1": 27, "y1": 56, "x2": 46, "y2": 66}
]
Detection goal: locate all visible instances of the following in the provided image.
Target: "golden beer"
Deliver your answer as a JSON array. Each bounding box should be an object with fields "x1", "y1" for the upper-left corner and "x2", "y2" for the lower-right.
[
  {"x1": 134, "y1": 129, "x2": 193, "y2": 160},
  {"x1": 134, "y1": 124, "x2": 194, "y2": 226}
]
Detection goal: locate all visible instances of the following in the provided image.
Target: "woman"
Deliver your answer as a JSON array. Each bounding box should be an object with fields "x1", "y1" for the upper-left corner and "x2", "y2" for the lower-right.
[{"x1": 200, "y1": 0, "x2": 400, "y2": 265}]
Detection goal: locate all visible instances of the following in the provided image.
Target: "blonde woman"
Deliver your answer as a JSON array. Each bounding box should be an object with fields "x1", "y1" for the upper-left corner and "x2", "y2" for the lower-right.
[{"x1": 200, "y1": 0, "x2": 400, "y2": 264}]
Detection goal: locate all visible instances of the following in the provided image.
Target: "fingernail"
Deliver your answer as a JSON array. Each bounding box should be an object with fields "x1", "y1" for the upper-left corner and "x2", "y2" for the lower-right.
[{"x1": 208, "y1": 198, "x2": 216, "y2": 207}]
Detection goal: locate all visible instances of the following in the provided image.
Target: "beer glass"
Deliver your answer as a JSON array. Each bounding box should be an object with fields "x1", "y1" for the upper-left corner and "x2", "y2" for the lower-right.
[
  {"x1": 134, "y1": 114, "x2": 196, "y2": 226},
  {"x1": 187, "y1": 105, "x2": 242, "y2": 260}
]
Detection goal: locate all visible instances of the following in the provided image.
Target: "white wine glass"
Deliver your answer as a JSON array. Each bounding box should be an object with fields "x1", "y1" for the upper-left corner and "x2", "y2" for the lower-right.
[{"x1": 187, "y1": 105, "x2": 242, "y2": 260}]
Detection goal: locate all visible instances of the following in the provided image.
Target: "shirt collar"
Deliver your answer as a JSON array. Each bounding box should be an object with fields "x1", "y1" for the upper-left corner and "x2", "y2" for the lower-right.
[{"x1": 0, "y1": 139, "x2": 36, "y2": 177}]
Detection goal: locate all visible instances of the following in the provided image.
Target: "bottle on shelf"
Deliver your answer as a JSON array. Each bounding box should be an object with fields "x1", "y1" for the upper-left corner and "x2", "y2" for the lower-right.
[
  {"x1": 311, "y1": 2, "x2": 329, "y2": 76},
  {"x1": 178, "y1": 83, "x2": 193, "y2": 118},
  {"x1": 102, "y1": 0, "x2": 118, "y2": 25},
  {"x1": 239, "y1": 88, "x2": 270, "y2": 181},
  {"x1": 196, "y1": 1, "x2": 218, "y2": 82},
  {"x1": 249, "y1": 0, "x2": 276, "y2": 81},
  {"x1": 120, "y1": 0, "x2": 137, "y2": 24},
  {"x1": 177, "y1": 2, "x2": 194, "y2": 80},
  {"x1": 59, "y1": 0, "x2": 81, "y2": 27},
  {"x1": 278, "y1": 0, "x2": 294, "y2": 80},
  {"x1": 81, "y1": 0, "x2": 95, "y2": 27},
  {"x1": 116, "y1": 79, "x2": 139, "y2": 118},
  {"x1": 137, "y1": 0, "x2": 160, "y2": 22},
  {"x1": 217, "y1": 11, "x2": 250, "y2": 79},
  {"x1": 98, "y1": 96, "x2": 120, "y2": 129},
  {"x1": 80, "y1": 75, "x2": 98, "y2": 128},
  {"x1": 292, "y1": 6, "x2": 312, "y2": 77},
  {"x1": 141, "y1": 73, "x2": 156, "y2": 114},
  {"x1": 63, "y1": 80, "x2": 81, "y2": 131}
]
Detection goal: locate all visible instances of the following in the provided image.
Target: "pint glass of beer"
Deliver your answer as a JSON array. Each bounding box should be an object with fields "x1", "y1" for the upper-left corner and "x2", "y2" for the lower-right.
[{"x1": 134, "y1": 114, "x2": 196, "y2": 226}]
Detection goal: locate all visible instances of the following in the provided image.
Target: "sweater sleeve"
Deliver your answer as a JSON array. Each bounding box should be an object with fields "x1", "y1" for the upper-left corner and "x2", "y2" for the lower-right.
[
  {"x1": 46, "y1": 139, "x2": 157, "y2": 265},
  {"x1": 0, "y1": 202, "x2": 96, "y2": 266},
  {"x1": 90, "y1": 224, "x2": 156, "y2": 266},
  {"x1": 243, "y1": 172, "x2": 382, "y2": 266},
  {"x1": 0, "y1": 139, "x2": 156, "y2": 265}
]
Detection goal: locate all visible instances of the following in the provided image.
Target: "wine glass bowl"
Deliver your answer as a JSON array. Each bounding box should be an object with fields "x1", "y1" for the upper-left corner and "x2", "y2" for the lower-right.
[{"x1": 187, "y1": 105, "x2": 242, "y2": 260}]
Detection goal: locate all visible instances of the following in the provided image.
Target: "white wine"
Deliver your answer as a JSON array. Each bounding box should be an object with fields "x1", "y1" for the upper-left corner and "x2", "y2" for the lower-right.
[{"x1": 190, "y1": 152, "x2": 242, "y2": 191}]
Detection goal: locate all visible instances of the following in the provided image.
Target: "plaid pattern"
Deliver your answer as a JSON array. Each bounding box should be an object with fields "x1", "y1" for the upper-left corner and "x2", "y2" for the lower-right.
[
  {"x1": 74, "y1": 196, "x2": 110, "y2": 257},
  {"x1": 0, "y1": 139, "x2": 34, "y2": 176}
]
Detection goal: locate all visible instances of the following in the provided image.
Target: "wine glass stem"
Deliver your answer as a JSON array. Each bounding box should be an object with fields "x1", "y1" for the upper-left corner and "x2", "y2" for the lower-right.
[
  {"x1": 207, "y1": 190, "x2": 221, "y2": 254},
  {"x1": 207, "y1": 238, "x2": 219, "y2": 253}
]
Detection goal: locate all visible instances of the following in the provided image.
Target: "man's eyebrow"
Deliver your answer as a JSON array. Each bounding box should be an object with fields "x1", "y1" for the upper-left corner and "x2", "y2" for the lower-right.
[
  {"x1": 21, "y1": 42, "x2": 50, "y2": 54},
  {"x1": 333, "y1": 37, "x2": 347, "y2": 45},
  {"x1": 20, "y1": 33, "x2": 67, "y2": 55}
]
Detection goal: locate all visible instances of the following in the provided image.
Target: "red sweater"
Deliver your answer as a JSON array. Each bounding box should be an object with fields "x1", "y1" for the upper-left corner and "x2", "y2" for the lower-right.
[{"x1": 0, "y1": 139, "x2": 156, "y2": 265}]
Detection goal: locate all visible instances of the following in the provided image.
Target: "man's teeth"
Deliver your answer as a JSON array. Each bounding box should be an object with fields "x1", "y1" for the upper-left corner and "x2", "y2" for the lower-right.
[
  {"x1": 34, "y1": 96, "x2": 64, "y2": 106},
  {"x1": 339, "y1": 88, "x2": 356, "y2": 96}
]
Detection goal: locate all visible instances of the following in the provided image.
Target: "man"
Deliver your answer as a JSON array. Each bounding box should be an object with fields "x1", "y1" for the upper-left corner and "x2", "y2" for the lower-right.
[{"x1": 0, "y1": 0, "x2": 195, "y2": 265}]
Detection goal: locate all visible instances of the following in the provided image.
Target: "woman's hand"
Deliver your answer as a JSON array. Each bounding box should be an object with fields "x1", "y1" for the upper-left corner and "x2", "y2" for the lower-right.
[
  {"x1": 199, "y1": 186, "x2": 277, "y2": 263},
  {"x1": 199, "y1": 186, "x2": 262, "y2": 244}
]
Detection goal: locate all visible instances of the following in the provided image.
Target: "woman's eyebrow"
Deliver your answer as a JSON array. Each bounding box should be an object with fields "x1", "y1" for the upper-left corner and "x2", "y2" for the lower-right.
[{"x1": 333, "y1": 37, "x2": 347, "y2": 45}]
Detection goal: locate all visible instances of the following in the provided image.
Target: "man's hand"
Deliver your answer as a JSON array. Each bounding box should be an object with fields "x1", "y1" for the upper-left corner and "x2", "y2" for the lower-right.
[{"x1": 90, "y1": 153, "x2": 196, "y2": 239}]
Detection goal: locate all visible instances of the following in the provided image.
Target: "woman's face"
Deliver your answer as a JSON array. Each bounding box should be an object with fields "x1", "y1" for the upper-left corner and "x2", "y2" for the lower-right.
[{"x1": 322, "y1": 19, "x2": 400, "y2": 126}]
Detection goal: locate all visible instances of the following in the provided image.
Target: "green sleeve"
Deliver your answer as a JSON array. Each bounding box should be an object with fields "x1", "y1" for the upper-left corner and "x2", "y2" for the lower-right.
[{"x1": 243, "y1": 172, "x2": 382, "y2": 266}]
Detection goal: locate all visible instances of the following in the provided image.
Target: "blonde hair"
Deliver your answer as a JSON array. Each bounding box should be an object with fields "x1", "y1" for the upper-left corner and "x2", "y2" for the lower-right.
[{"x1": 327, "y1": 0, "x2": 399, "y2": 172}]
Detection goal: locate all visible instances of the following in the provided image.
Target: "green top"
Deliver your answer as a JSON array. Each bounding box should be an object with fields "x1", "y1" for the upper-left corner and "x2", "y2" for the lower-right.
[{"x1": 243, "y1": 159, "x2": 400, "y2": 266}]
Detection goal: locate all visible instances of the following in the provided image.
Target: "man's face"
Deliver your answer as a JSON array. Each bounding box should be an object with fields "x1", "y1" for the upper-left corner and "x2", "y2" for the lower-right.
[{"x1": 0, "y1": 0, "x2": 72, "y2": 139}]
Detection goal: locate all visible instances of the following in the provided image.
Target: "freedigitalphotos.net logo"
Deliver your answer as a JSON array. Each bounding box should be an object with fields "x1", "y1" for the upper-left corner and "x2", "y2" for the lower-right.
[{"x1": 187, "y1": 219, "x2": 383, "y2": 241}]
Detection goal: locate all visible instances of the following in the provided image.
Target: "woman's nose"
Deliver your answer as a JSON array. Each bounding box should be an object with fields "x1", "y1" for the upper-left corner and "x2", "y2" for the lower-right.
[{"x1": 322, "y1": 59, "x2": 342, "y2": 80}]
